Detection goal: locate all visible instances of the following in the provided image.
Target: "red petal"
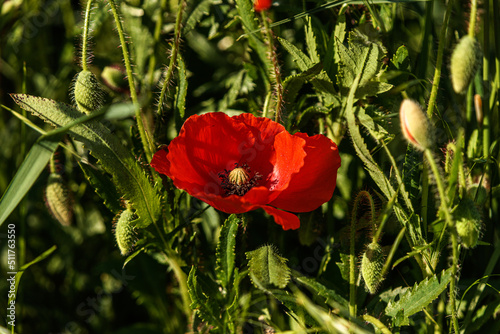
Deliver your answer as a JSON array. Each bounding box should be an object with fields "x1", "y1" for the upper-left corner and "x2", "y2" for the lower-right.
[
  {"x1": 254, "y1": 0, "x2": 272, "y2": 12},
  {"x1": 260, "y1": 205, "x2": 301, "y2": 230},
  {"x1": 270, "y1": 133, "x2": 341, "y2": 212},
  {"x1": 264, "y1": 131, "x2": 307, "y2": 199}
]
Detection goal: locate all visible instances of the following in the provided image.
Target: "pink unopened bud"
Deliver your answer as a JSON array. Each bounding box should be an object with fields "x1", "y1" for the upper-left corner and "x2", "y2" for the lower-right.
[{"x1": 399, "y1": 99, "x2": 432, "y2": 151}]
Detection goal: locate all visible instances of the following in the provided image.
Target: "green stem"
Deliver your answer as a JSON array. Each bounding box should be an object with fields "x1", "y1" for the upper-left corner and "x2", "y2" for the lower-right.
[
  {"x1": 157, "y1": 0, "x2": 185, "y2": 117},
  {"x1": 427, "y1": 0, "x2": 454, "y2": 118},
  {"x1": 81, "y1": 0, "x2": 93, "y2": 71},
  {"x1": 261, "y1": 11, "x2": 283, "y2": 123},
  {"x1": 108, "y1": 0, "x2": 154, "y2": 162},
  {"x1": 147, "y1": 0, "x2": 168, "y2": 89},
  {"x1": 349, "y1": 190, "x2": 374, "y2": 317},
  {"x1": 424, "y1": 149, "x2": 460, "y2": 333},
  {"x1": 362, "y1": 314, "x2": 392, "y2": 334},
  {"x1": 468, "y1": 0, "x2": 478, "y2": 38},
  {"x1": 163, "y1": 249, "x2": 192, "y2": 318}
]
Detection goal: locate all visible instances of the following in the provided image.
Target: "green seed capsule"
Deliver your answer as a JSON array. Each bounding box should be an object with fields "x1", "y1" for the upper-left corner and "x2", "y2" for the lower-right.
[
  {"x1": 45, "y1": 173, "x2": 73, "y2": 226},
  {"x1": 450, "y1": 36, "x2": 482, "y2": 94},
  {"x1": 361, "y1": 242, "x2": 385, "y2": 294},
  {"x1": 74, "y1": 70, "x2": 103, "y2": 114},
  {"x1": 454, "y1": 198, "x2": 482, "y2": 249},
  {"x1": 114, "y1": 209, "x2": 137, "y2": 256}
]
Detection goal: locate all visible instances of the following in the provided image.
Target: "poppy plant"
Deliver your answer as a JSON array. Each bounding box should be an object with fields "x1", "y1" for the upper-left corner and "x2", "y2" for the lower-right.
[{"x1": 151, "y1": 112, "x2": 341, "y2": 230}]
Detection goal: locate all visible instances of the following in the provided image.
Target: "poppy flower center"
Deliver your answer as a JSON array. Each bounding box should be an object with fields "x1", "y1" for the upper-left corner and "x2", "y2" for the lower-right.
[{"x1": 218, "y1": 163, "x2": 262, "y2": 196}]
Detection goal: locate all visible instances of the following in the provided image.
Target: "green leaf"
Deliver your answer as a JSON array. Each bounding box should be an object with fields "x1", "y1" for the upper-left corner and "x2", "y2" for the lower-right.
[
  {"x1": 183, "y1": 0, "x2": 212, "y2": 35},
  {"x1": 0, "y1": 136, "x2": 59, "y2": 227},
  {"x1": 385, "y1": 268, "x2": 453, "y2": 326},
  {"x1": 187, "y1": 266, "x2": 223, "y2": 328},
  {"x1": 283, "y1": 62, "x2": 323, "y2": 106},
  {"x1": 246, "y1": 244, "x2": 291, "y2": 290},
  {"x1": 215, "y1": 214, "x2": 240, "y2": 289},
  {"x1": 305, "y1": 17, "x2": 320, "y2": 64},
  {"x1": 235, "y1": 0, "x2": 268, "y2": 67},
  {"x1": 294, "y1": 274, "x2": 349, "y2": 308},
  {"x1": 278, "y1": 36, "x2": 314, "y2": 72},
  {"x1": 11, "y1": 94, "x2": 161, "y2": 229},
  {"x1": 79, "y1": 162, "x2": 124, "y2": 214},
  {"x1": 447, "y1": 131, "x2": 464, "y2": 204}
]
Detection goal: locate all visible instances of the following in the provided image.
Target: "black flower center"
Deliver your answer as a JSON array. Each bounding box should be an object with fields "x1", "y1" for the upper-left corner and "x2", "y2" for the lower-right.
[{"x1": 218, "y1": 163, "x2": 262, "y2": 196}]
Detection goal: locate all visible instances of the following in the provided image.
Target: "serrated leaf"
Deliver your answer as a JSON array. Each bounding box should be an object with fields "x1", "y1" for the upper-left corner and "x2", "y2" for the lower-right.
[
  {"x1": 215, "y1": 214, "x2": 239, "y2": 288},
  {"x1": 447, "y1": 132, "x2": 464, "y2": 204},
  {"x1": 187, "y1": 266, "x2": 224, "y2": 328},
  {"x1": 305, "y1": 17, "x2": 320, "y2": 64},
  {"x1": 283, "y1": 62, "x2": 323, "y2": 106},
  {"x1": 402, "y1": 144, "x2": 421, "y2": 204},
  {"x1": 235, "y1": 0, "x2": 268, "y2": 67},
  {"x1": 385, "y1": 268, "x2": 453, "y2": 326},
  {"x1": 246, "y1": 244, "x2": 290, "y2": 290},
  {"x1": 278, "y1": 36, "x2": 314, "y2": 72},
  {"x1": 79, "y1": 161, "x2": 123, "y2": 214},
  {"x1": 11, "y1": 94, "x2": 161, "y2": 229},
  {"x1": 183, "y1": 0, "x2": 212, "y2": 35}
]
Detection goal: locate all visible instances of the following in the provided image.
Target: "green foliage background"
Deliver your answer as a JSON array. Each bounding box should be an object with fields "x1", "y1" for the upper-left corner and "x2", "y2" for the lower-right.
[{"x1": 1, "y1": 0, "x2": 499, "y2": 333}]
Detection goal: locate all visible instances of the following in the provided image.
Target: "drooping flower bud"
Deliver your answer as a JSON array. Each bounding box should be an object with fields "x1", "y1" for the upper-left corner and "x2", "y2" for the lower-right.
[
  {"x1": 246, "y1": 244, "x2": 290, "y2": 290},
  {"x1": 453, "y1": 198, "x2": 482, "y2": 249},
  {"x1": 450, "y1": 36, "x2": 482, "y2": 94},
  {"x1": 73, "y1": 70, "x2": 104, "y2": 114},
  {"x1": 361, "y1": 242, "x2": 385, "y2": 294},
  {"x1": 114, "y1": 208, "x2": 137, "y2": 256},
  {"x1": 44, "y1": 173, "x2": 73, "y2": 226},
  {"x1": 399, "y1": 99, "x2": 432, "y2": 151},
  {"x1": 254, "y1": 0, "x2": 272, "y2": 12}
]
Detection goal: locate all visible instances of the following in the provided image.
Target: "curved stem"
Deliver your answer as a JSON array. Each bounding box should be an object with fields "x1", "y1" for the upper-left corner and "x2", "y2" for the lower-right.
[
  {"x1": 468, "y1": 0, "x2": 478, "y2": 38},
  {"x1": 157, "y1": 0, "x2": 185, "y2": 116},
  {"x1": 108, "y1": 0, "x2": 154, "y2": 162},
  {"x1": 81, "y1": 0, "x2": 94, "y2": 71},
  {"x1": 427, "y1": 0, "x2": 454, "y2": 119}
]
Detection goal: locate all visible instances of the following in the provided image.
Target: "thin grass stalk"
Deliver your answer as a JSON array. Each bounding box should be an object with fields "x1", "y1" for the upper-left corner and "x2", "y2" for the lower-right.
[
  {"x1": 107, "y1": 0, "x2": 154, "y2": 162},
  {"x1": 427, "y1": 0, "x2": 454, "y2": 119},
  {"x1": 157, "y1": 0, "x2": 185, "y2": 117}
]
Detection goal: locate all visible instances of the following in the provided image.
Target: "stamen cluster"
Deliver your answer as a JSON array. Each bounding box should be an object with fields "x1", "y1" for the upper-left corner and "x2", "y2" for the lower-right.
[{"x1": 219, "y1": 163, "x2": 262, "y2": 196}]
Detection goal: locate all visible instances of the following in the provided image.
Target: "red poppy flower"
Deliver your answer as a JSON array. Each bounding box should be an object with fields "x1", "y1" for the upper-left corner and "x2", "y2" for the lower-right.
[
  {"x1": 254, "y1": 0, "x2": 272, "y2": 12},
  {"x1": 151, "y1": 112, "x2": 341, "y2": 230}
]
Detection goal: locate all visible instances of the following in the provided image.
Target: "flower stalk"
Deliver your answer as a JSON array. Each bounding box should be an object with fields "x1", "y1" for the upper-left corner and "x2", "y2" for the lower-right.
[{"x1": 108, "y1": 0, "x2": 154, "y2": 162}]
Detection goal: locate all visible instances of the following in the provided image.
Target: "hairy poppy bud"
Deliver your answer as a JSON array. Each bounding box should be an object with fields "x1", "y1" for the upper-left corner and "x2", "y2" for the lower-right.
[
  {"x1": 399, "y1": 99, "x2": 432, "y2": 151},
  {"x1": 246, "y1": 245, "x2": 290, "y2": 290},
  {"x1": 114, "y1": 209, "x2": 137, "y2": 256},
  {"x1": 254, "y1": 0, "x2": 272, "y2": 12},
  {"x1": 74, "y1": 70, "x2": 103, "y2": 114},
  {"x1": 450, "y1": 36, "x2": 482, "y2": 94},
  {"x1": 361, "y1": 242, "x2": 385, "y2": 294},
  {"x1": 44, "y1": 173, "x2": 73, "y2": 226},
  {"x1": 454, "y1": 198, "x2": 482, "y2": 249}
]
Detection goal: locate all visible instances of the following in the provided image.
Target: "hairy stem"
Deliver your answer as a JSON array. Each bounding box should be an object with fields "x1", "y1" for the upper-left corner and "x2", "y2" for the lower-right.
[
  {"x1": 81, "y1": 0, "x2": 93, "y2": 71},
  {"x1": 427, "y1": 0, "x2": 454, "y2": 118},
  {"x1": 157, "y1": 0, "x2": 185, "y2": 116},
  {"x1": 108, "y1": 0, "x2": 154, "y2": 162},
  {"x1": 261, "y1": 11, "x2": 283, "y2": 123}
]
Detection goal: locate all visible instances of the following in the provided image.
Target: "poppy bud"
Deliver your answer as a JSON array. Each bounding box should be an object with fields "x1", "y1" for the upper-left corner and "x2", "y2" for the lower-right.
[
  {"x1": 101, "y1": 65, "x2": 129, "y2": 93},
  {"x1": 73, "y1": 70, "x2": 103, "y2": 114},
  {"x1": 44, "y1": 173, "x2": 73, "y2": 226},
  {"x1": 450, "y1": 36, "x2": 482, "y2": 94},
  {"x1": 399, "y1": 99, "x2": 432, "y2": 151},
  {"x1": 114, "y1": 208, "x2": 137, "y2": 256},
  {"x1": 254, "y1": 0, "x2": 272, "y2": 12},
  {"x1": 361, "y1": 242, "x2": 385, "y2": 294},
  {"x1": 453, "y1": 198, "x2": 482, "y2": 249}
]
